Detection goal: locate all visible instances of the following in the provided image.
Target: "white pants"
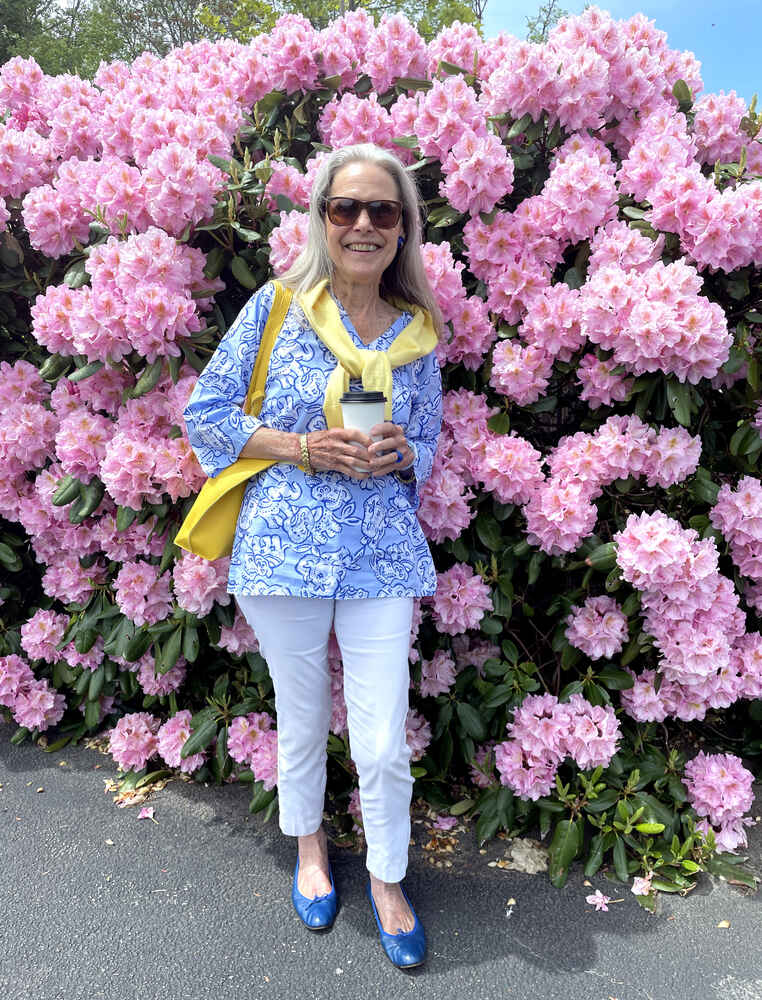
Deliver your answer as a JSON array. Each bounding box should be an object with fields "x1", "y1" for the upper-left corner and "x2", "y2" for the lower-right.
[{"x1": 236, "y1": 594, "x2": 414, "y2": 883}]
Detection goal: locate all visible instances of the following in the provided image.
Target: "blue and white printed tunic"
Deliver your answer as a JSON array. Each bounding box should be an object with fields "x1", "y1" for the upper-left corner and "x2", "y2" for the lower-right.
[{"x1": 183, "y1": 281, "x2": 443, "y2": 599}]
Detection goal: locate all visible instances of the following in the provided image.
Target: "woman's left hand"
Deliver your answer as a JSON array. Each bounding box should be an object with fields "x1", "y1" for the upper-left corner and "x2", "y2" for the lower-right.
[{"x1": 367, "y1": 422, "x2": 414, "y2": 477}]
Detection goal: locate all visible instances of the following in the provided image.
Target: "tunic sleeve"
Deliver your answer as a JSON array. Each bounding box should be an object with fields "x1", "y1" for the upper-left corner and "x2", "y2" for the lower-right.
[
  {"x1": 183, "y1": 282, "x2": 275, "y2": 478},
  {"x1": 405, "y1": 348, "x2": 442, "y2": 487}
]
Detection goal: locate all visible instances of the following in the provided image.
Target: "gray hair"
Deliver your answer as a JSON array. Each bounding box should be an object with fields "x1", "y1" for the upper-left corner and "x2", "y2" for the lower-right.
[{"x1": 277, "y1": 143, "x2": 443, "y2": 337}]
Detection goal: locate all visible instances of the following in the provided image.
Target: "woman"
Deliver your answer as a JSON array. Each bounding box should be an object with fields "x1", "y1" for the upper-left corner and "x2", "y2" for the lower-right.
[{"x1": 184, "y1": 142, "x2": 443, "y2": 968}]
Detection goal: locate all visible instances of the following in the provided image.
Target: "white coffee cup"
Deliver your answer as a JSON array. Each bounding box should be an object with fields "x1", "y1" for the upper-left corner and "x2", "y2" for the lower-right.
[{"x1": 340, "y1": 391, "x2": 387, "y2": 472}]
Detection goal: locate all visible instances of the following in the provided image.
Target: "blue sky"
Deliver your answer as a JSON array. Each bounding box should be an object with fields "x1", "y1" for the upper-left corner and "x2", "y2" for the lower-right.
[{"x1": 483, "y1": 2, "x2": 760, "y2": 101}]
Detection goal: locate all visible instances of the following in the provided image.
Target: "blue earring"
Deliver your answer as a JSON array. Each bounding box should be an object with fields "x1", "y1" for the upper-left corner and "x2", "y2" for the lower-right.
[{"x1": 397, "y1": 235, "x2": 405, "y2": 249}]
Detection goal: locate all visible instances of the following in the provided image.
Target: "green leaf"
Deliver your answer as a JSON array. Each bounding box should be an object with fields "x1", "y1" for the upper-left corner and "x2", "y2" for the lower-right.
[
  {"x1": 507, "y1": 112, "x2": 533, "y2": 140},
  {"x1": 182, "y1": 624, "x2": 200, "y2": 663},
  {"x1": 456, "y1": 702, "x2": 486, "y2": 741},
  {"x1": 666, "y1": 379, "x2": 692, "y2": 427},
  {"x1": 122, "y1": 628, "x2": 153, "y2": 663},
  {"x1": 479, "y1": 616, "x2": 503, "y2": 636},
  {"x1": 487, "y1": 412, "x2": 511, "y2": 434},
  {"x1": 181, "y1": 717, "x2": 218, "y2": 758},
  {"x1": 116, "y1": 505, "x2": 138, "y2": 531},
  {"x1": 596, "y1": 666, "x2": 634, "y2": 691},
  {"x1": 68, "y1": 361, "x2": 104, "y2": 383},
  {"x1": 248, "y1": 780, "x2": 277, "y2": 814},
  {"x1": 612, "y1": 836, "x2": 629, "y2": 881},
  {"x1": 586, "y1": 542, "x2": 617, "y2": 572},
  {"x1": 584, "y1": 788, "x2": 620, "y2": 814},
  {"x1": 395, "y1": 77, "x2": 433, "y2": 92},
  {"x1": 475, "y1": 514, "x2": 503, "y2": 551},
  {"x1": 231, "y1": 255, "x2": 258, "y2": 289},
  {"x1": 672, "y1": 78, "x2": 693, "y2": 110},
  {"x1": 450, "y1": 798, "x2": 474, "y2": 816},
  {"x1": 584, "y1": 833, "x2": 605, "y2": 877},
  {"x1": 635, "y1": 822, "x2": 665, "y2": 835},
  {"x1": 63, "y1": 259, "x2": 89, "y2": 289},
  {"x1": 704, "y1": 854, "x2": 758, "y2": 888},
  {"x1": 548, "y1": 818, "x2": 582, "y2": 888}
]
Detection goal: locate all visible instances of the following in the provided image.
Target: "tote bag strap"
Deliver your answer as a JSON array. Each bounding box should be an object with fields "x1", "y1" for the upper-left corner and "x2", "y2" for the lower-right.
[{"x1": 243, "y1": 280, "x2": 293, "y2": 416}]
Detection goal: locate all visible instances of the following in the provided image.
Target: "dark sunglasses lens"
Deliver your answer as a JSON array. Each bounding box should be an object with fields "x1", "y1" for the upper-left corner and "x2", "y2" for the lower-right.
[
  {"x1": 368, "y1": 201, "x2": 402, "y2": 228},
  {"x1": 326, "y1": 199, "x2": 360, "y2": 225},
  {"x1": 326, "y1": 199, "x2": 401, "y2": 229}
]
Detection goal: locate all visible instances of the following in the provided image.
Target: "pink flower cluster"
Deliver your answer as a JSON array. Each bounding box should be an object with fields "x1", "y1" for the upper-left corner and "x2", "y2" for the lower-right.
[
  {"x1": 114, "y1": 561, "x2": 173, "y2": 627},
  {"x1": 683, "y1": 752, "x2": 755, "y2": 852},
  {"x1": 523, "y1": 415, "x2": 701, "y2": 555},
  {"x1": 577, "y1": 354, "x2": 633, "y2": 409},
  {"x1": 156, "y1": 709, "x2": 206, "y2": 773},
  {"x1": 108, "y1": 711, "x2": 161, "y2": 771},
  {"x1": 0, "y1": 653, "x2": 66, "y2": 731},
  {"x1": 415, "y1": 75, "x2": 485, "y2": 161},
  {"x1": 30, "y1": 228, "x2": 216, "y2": 363},
  {"x1": 566, "y1": 596, "x2": 628, "y2": 660},
  {"x1": 227, "y1": 712, "x2": 278, "y2": 791},
  {"x1": 172, "y1": 553, "x2": 231, "y2": 618},
  {"x1": 216, "y1": 611, "x2": 259, "y2": 657},
  {"x1": 421, "y1": 242, "x2": 496, "y2": 369},
  {"x1": 616, "y1": 511, "x2": 750, "y2": 721},
  {"x1": 363, "y1": 13, "x2": 427, "y2": 94},
  {"x1": 419, "y1": 649, "x2": 457, "y2": 697},
  {"x1": 495, "y1": 692, "x2": 620, "y2": 800},
  {"x1": 580, "y1": 259, "x2": 731, "y2": 383},
  {"x1": 428, "y1": 563, "x2": 493, "y2": 636},
  {"x1": 710, "y1": 477, "x2": 762, "y2": 588},
  {"x1": 419, "y1": 387, "x2": 499, "y2": 543},
  {"x1": 405, "y1": 707, "x2": 432, "y2": 761},
  {"x1": 441, "y1": 130, "x2": 514, "y2": 216}
]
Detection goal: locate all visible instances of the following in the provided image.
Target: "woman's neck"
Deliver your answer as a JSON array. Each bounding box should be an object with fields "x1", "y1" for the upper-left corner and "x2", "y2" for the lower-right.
[{"x1": 329, "y1": 274, "x2": 385, "y2": 321}]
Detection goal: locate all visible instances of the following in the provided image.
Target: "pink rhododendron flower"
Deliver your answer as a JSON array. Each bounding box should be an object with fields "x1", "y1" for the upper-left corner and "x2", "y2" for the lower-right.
[
  {"x1": 114, "y1": 561, "x2": 173, "y2": 626},
  {"x1": 157, "y1": 710, "x2": 206, "y2": 773},
  {"x1": 20, "y1": 609, "x2": 68, "y2": 663},
  {"x1": 172, "y1": 552, "x2": 231, "y2": 618},
  {"x1": 251, "y1": 728, "x2": 279, "y2": 791},
  {"x1": 566, "y1": 596, "x2": 628, "y2": 660},
  {"x1": 405, "y1": 707, "x2": 431, "y2": 761},
  {"x1": 228, "y1": 712, "x2": 274, "y2": 766},
  {"x1": 137, "y1": 656, "x2": 187, "y2": 696},
  {"x1": 429, "y1": 563, "x2": 492, "y2": 636},
  {"x1": 419, "y1": 648, "x2": 457, "y2": 698},
  {"x1": 216, "y1": 612, "x2": 260, "y2": 656},
  {"x1": 586, "y1": 889, "x2": 611, "y2": 912},
  {"x1": 108, "y1": 711, "x2": 161, "y2": 771},
  {"x1": 683, "y1": 752, "x2": 755, "y2": 852}
]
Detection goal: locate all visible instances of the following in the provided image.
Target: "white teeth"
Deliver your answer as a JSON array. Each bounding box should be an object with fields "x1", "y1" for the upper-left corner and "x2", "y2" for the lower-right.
[{"x1": 346, "y1": 244, "x2": 379, "y2": 251}]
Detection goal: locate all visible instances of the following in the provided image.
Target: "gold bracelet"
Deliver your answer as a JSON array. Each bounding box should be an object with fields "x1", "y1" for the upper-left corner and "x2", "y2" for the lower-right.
[{"x1": 299, "y1": 432, "x2": 314, "y2": 476}]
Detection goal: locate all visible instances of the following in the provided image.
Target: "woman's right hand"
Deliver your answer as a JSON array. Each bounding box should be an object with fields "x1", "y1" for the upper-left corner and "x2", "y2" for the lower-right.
[{"x1": 306, "y1": 428, "x2": 373, "y2": 479}]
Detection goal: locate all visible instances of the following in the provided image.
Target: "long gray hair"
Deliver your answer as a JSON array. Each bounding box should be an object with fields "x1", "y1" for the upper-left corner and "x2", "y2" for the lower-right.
[{"x1": 277, "y1": 143, "x2": 443, "y2": 337}]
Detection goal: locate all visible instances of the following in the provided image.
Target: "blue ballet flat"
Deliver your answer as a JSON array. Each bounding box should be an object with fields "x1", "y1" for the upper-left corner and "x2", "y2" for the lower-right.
[
  {"x1": 291, "y1": 857, "x2": 338, "y2": 931},
  {"x1": 366, "y1": 882, "x2": 426, "y2": 969}
]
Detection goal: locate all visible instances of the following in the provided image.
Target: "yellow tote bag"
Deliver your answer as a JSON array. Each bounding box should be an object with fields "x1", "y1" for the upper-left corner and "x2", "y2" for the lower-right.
[{"x1": 174, "y1": 281, "x2": 294, "y2": 561}]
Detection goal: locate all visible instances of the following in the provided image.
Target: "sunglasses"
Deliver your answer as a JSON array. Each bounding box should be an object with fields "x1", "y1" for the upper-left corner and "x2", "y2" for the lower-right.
[{"x1": 323, "y1": 197, "x2": 403, "y2": 229}]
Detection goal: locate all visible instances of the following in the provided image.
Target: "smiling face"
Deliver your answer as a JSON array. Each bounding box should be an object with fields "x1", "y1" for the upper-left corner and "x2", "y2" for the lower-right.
[{"x1": 324, "y1": 161, "x2": 404, "y2": 290}]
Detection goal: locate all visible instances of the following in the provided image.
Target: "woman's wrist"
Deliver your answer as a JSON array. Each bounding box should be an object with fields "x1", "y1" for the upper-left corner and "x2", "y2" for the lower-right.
[
  {"x1": 396, "y1": 441, "x2": 417, "y2": 481},
  {"x1": 299, "y1": 432, "x2": 314, "y2": 476}
]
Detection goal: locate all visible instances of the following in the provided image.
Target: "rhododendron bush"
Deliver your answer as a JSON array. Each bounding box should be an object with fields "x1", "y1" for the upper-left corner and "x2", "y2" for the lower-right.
[{"x1": 1, "y1": 7, "x2": 760, "y2": 898}]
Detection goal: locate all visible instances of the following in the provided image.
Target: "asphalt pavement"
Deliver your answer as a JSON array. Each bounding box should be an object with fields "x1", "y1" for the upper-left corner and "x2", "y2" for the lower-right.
[{"x1": 1, "y1": 720, "x2": 761, "y2": 1000}]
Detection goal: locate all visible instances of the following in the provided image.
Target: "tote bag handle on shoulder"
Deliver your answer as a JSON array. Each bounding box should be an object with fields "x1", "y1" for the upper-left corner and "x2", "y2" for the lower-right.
[{"x1": 175, "y1": 281, "x2": 294, "y2": 561}]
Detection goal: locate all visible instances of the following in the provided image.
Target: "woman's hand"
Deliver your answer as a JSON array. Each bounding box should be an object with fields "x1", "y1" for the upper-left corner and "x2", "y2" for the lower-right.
[
  {"x1": 367, "y1": 422, "x2": 414, "y2": 477},
  {"x1": 306, "y1": 427, "x2": 373, "y2": 480}
]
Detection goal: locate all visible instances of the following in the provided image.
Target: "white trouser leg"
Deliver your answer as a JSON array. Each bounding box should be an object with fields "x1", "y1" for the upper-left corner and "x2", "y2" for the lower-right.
[
  {"x1": 235, "y1": 595, "x2": 333, "y2": 837},
  {"x1": 334, "y1": 596, "x2": 414, "y2": 884}
]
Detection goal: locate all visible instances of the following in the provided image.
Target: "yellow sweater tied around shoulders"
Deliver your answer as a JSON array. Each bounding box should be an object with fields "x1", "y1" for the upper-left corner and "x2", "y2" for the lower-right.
[{"x1": 298, "y1": 278, "x2": 438, "y2": 428}]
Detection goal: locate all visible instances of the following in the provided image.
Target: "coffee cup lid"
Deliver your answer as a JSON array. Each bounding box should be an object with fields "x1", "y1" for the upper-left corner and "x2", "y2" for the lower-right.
[{"x1": 339, "y1": 391, "x2": 387, "y2": 403}]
